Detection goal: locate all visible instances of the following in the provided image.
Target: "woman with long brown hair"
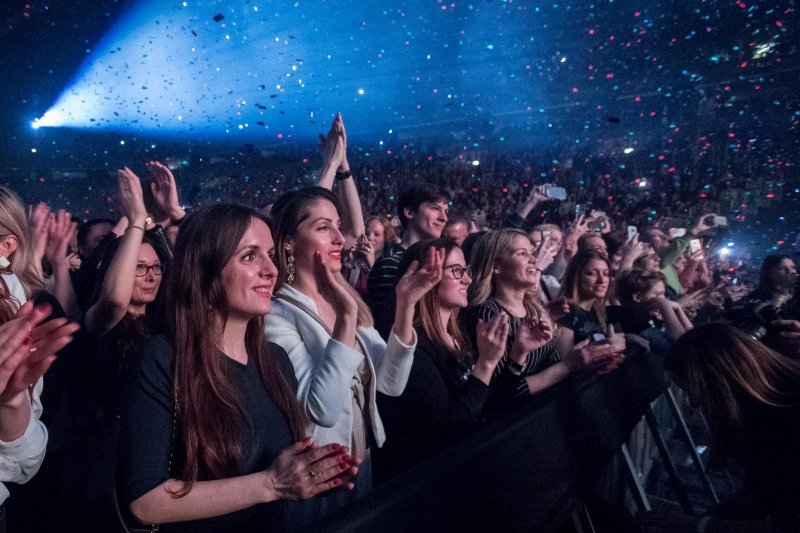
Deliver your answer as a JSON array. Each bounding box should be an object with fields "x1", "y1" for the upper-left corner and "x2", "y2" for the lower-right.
[
  {"x1": 666, "y1": 324, "x2": 800, "y2": 533},
  {"x1": 120, "y1": 204, "x2": 356, "y2": 531},
  {"x1": 376, "y1": 238, "x2": 509, "y2": 482},
  {"x1": 267, "y1": 186, "x2": 440, "y2": 501}
]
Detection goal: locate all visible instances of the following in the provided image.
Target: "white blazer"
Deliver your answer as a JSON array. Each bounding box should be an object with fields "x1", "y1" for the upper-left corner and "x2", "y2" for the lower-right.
[{"x1": 265, "y1": 285, "x2": 416, "y2": 448}]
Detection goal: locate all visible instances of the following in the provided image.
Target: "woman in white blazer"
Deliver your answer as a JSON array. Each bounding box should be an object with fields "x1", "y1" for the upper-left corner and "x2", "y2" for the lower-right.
[{"x1": 266, "y1": 187, "x2": 442, "y2": 501}]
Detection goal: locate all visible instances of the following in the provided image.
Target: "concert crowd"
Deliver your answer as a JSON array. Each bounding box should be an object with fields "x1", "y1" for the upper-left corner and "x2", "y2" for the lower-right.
[{"x1": 0, "y1": 111, "x2": 798, "y2": 533}]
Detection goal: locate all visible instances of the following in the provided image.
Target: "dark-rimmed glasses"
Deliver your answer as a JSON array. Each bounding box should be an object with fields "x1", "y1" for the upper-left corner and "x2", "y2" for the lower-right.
[
  {"x1": 135, "y1": 263, "x2": 164, "y2": 277},
  {"x1": 446, "y1": 264, "x2": 472, "y2": 280}
]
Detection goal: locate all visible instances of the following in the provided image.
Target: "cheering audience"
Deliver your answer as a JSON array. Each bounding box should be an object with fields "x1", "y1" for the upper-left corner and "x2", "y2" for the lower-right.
[{"x1": 0, "y1": 108, "x2": 798, "y2": 533}]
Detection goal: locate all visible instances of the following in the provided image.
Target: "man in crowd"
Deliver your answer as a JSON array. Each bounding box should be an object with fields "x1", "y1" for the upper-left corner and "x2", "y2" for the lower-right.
[{"x1": 367, "y1": 183, "x2": 450, "y2": 338}]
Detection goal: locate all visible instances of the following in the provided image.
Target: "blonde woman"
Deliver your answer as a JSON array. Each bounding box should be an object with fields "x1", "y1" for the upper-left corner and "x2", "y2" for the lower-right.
[{"x1": 462, "y1": 229, "x2": 620, "y2": 414}]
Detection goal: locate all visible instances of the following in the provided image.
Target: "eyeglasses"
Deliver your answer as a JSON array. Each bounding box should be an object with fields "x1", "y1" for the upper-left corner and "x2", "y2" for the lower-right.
[
  {"x1": 135, "y1": 263, "x2": 164, "y2": 277},
  {"x1": 446, "y1": 264, "x2": 472, "y2": 280}
]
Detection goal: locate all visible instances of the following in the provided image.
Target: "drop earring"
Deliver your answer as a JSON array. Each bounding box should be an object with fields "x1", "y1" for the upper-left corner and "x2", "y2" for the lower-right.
[{"x1": 286, "y1": 253, "x2": 295, "y2": 285}]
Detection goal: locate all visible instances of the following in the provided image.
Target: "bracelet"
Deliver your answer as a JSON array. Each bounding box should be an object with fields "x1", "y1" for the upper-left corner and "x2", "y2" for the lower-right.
[
  {"x1": 126, "y1": 225, "x2": 145, "y2": 233},
  {"x1": 335, "y1": 169, "x2": 352, "y2": 181}
]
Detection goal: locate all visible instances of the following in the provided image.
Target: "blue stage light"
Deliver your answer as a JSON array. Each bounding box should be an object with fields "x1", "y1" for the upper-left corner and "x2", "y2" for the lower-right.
[{"x1": 33, "y1": 0, "x2": 550, "y2": 141}]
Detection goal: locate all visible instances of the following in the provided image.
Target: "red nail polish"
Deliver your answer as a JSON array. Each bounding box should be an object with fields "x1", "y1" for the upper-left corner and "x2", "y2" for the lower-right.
[
  {"x1": 331, "y1": 443, "x2": 341, "y2": 451},
  {"x1": 340, "y1": 455, "x2": 351, "y2": 463},
  {"x1": 23, "y1": 337, "x2": 31, "y2": 346},
  {"x1": 303, "y1": 437, "x2": 311, "y2": 444},
  {"x1": 333, "y1": 479, "x2": 342, "y2": 486},
  {"x1": 340, "y1": 463, "x2": 348, "y2": 470}
]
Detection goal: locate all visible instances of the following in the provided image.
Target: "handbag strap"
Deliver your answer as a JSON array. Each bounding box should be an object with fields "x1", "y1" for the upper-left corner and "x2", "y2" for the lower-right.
[{"x1": 143, "y1": 393, "x2": 178, "y2": 533}]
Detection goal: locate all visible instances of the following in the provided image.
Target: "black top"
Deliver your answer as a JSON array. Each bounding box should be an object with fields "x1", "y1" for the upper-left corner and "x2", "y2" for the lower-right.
[
  {"x1": 607, "y1": 305, "x2": 671, "y2": 357},
  {"x1": 557, "y1": 304, "x2": 605, "y2": 345},
  {"x1": 366, "y1": 243, "x2": 406, "y2": 339},
  {"x1": 375, "y1": 328, "x2": 490, "y2": 484},
  {"x1": 461, "y1": 300, "x2": 561, "y2": 417},
  {"x1": 119, "y1": 336, "x2": 298, "y2": 532},
  {"x1": 739, "y1": 400, "x2": 800, "y2": 533}
]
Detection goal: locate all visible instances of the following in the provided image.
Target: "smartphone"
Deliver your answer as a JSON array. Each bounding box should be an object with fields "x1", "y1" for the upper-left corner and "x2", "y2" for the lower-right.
[
  {"x1": 689, "y1": 239, "x2": 702, "y2": 254},
  {"x1": 732, "y1": 277, "x2": 738, "y2": 285},
  {"x1": 594, "y1": 210, "x2": 607, "y2": 218},
  {"x1": 575, "y1": 204, "x2": 583, "y2": 217},
  {"x1": 627, "y1": 226, "x2": 638, "y2": 239},
  {"x1": 591, "y1": 332, "x2": 607, "y2": 343},
  {"x1": 672, "y1": 228, "x2": 687, "y2": 237},
  {"x1": 546, "y1": 186, "x2": 567, "y2": 200},
  {"x1": 713, "y1": 215, "x2": 728, "y2": 227}
]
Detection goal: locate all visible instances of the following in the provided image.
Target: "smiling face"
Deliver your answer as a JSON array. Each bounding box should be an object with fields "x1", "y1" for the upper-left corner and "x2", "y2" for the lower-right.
[
  {"x1": 130, "y1": 243, "x2": 163, "y2": 309},
  {"x1": 578, "y1": 257, "x2": 610, "y2": 301},
  {"x1": 220, "y1": 218, "x2": 278, "y2": 320},
  {"x1": 366, "y1": 218, "x2": 386, "y2": 252},
  {"x1": 437, "y1": 247, "x2": 471, "y2": 310},
  {"x1": 494, "y1": 235, "x2": 539, "y2": 289},
  {"x1": 407, "y1": 199, "x2": 449, "y2": 239},
  {"x1": 288, "y1": 199, "x2": 345, "y2": 277}
]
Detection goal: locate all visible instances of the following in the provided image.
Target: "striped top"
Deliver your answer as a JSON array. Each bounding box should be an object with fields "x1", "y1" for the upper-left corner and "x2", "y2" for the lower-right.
[
  {"x1": 462, "y1": 299, "x2": 561, "y2": 405},
  {"x1": 366, "y1": 243, "x2": 406, "y2": 339}
]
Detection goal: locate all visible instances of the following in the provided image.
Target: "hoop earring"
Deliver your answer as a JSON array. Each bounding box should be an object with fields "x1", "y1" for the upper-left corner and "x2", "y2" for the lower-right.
[{"x1": 287, "y1": 253, "x2": 296, "y2": 285}]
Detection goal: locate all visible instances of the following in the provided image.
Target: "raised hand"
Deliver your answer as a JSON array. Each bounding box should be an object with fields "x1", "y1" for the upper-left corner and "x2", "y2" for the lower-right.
[
  {"x1": 0, "y1": 302, "x2": 79, "y2": 403},
  {"x1": 534, "y1": 234, "x2": 554, "y2": 272},
  {"x1": 546, "y1": 297, "x2": 571, "y2": 322},
  {"x1": 562, "y1": 336, "x2": 622, "y2": 374},
  {"x1": 510, "y1": 314, "x2": 555, "y2": 362},
  {"x1": 117, "y1": 167, "x2": 147, "y2": 224},
  {"x1": 146, "y1": 161, "x2": 184, "y2": 221},
  {"x1": 475, "y1": 313, "x2": 510, "y2": 367},
  {"x1": 313, "y1": 251, "x2": 358, "y2": 318},
  {"x1": 265, "y1": 440, "x2": 359, "y2": 500},
  {"x1": 395, "y1": 246, "x2": 445, "y2": 307},
  {"x1": 44, "y1": 209, "x2": 77, "y2": 267},
  {"x1": 352, "y1": 234, "x2": 375, "y2": 268},
  {"x1": 27, "y1": 202, "x2": 51, "y2": 273},
  {"x1": 319, "y1": 114, "x2": 345, "y2": 171}
]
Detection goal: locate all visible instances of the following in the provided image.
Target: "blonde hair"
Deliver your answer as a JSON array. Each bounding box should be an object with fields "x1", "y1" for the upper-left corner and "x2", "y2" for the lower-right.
[
  {"x1": 466, "y1": 228, "x2": 543, "y2": 320},
  {"x1": 0, "y1": 187, "x2": 44, "y2": 299}
]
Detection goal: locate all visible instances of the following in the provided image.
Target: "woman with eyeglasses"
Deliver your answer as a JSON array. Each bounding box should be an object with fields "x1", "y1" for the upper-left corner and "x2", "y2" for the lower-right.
[
  {"x1": 79, "y1": 168, "x2": 170, "y2": 426},
  {"x1": 375, "y1": 238, "x2": 508, "y2": 483}
]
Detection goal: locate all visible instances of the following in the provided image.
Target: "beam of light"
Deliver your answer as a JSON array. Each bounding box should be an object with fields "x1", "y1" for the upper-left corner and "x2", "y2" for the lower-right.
[{"x1": 33, "y1": 0, "x2": 551, "y2": 140}]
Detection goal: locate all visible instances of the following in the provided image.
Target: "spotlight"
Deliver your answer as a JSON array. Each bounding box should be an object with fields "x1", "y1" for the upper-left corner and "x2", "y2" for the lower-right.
[{"x1": 31, "y1": 110, "x2": 63, "y2": 129}]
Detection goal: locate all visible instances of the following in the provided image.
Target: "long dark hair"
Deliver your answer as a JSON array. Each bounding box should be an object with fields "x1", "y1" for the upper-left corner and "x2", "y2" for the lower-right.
[
  {"x1": 397, "y1": 238, "x2": 470, "y2": 362},
  {"x1": 270, "y1": 187, "x2": 373, "y2": 326},
  {"x1": 666, "y1": 324, "x2": 800, "y2": 459},
  {"x1": 89, "y1": 232, "x2": 170, "y2": 332},
  {"x1": 168, "y1": 204, "x2": 306, "y2": 495},
  {"x1": 755, "y1": 253, "x2": 795, "y2": 297},
  {"x1": 559, "y1": 249, "x2": 610, "y2": 332}
]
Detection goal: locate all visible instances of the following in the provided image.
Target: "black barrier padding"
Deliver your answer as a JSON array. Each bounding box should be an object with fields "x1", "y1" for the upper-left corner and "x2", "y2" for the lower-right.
[{"x1": 303, "y1": 345, "x2": 665, "y2": 532}]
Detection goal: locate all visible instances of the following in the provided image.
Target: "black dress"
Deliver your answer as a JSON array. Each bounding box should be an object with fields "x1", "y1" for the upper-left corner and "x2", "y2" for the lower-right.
[
  {"x1": 557, "y1": 304, "x2": 605, "y2": 345},
  {"x1": 375, "y1": 328, "x2": 490, "y2": 484},
  {"x1": 119, "y1": 336, "x2": 298, "y2": 532}
]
